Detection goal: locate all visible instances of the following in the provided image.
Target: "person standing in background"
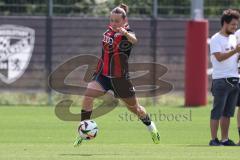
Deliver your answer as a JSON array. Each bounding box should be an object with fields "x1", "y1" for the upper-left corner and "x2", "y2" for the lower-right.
[
  {"x1": 234, "y1": 27, "x2": 240, "y2": 146},
  {"x1": 209, "y1": 9, "x2": 240, "y2": 146}
]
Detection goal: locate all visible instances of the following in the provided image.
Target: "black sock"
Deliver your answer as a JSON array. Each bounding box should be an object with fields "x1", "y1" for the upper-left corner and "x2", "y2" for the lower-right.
[
  {"x1": 140, "y1": 114, "x2": 151, "y2": 126},
  {"x1": 81, "y1": 109, "x2": 92, "y2": 121}
]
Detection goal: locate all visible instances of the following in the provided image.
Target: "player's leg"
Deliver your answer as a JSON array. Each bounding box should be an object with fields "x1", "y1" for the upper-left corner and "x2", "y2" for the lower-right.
[
  {"x1": 74, "y1": 79, "x2": 106, "y2": 147},
  {"x1": 220, "y1": 116, "x2": 231, "y2": 143},
  {"x1": 210, "y1": 119, "x2": 220, "y2": 143},
  {"x1": 236, "y1": 90, "x2": 240, "y2": 145},
  {"x1": 220, "y1": 81, "x2": 238, "y2": 146},
  {"x1": 237, "y1": 108, "x2": 240, "y2": 145},
  {"x1": 81, "y1": 81, "x2": 105, "y2": 121},
  {"x1": 111, "y1": 77, "x2": 160, "y2": 143},
  {"x1": 121, "y1": 96, "x2": 160, "y2": 144},
  {"x1": 209, "y1": 79, "x2": 228, "y2": 146}
]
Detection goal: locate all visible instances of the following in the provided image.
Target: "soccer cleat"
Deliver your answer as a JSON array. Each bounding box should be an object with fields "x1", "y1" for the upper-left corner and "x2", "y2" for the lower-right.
[
  {"x1": 74, "y1": 135, "x2": 83, "y2": 147},
  {"x1": 221, "y1": 139, "x2": 236, "y2": 146},
  {"x1": 209, "y1": 138, "x2": 222, "y2": 146},
  {"x1": 150, "y1": 130, "x2": 160, "y2": 144}
]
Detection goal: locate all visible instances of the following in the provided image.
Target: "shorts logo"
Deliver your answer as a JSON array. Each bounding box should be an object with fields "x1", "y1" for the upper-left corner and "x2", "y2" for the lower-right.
[{"x1": 0, "y1": 25, "x2": 35, "y2": 84}]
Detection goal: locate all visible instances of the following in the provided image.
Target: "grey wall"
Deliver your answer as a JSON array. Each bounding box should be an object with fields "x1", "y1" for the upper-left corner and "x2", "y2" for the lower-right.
[{"x1": 0, "y1": 16, "x2": 220, "y2": 92}]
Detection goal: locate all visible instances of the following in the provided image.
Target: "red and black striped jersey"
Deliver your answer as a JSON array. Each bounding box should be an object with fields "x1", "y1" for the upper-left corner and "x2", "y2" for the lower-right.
[{"x1": 95, "y1": 25, "x2": 134, "y2": 78}]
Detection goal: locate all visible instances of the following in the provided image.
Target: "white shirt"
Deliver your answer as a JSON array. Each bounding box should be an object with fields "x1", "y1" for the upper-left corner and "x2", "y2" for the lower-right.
[
  {"x1": 235, "y1": 29, "x2": 240, "y2": 79},
  {"x1": 235, "y1": 29, "x2": 240, "y2": 44},
  {"x1": 210, "y1": 32, "x2": 239, "y2": 79}
]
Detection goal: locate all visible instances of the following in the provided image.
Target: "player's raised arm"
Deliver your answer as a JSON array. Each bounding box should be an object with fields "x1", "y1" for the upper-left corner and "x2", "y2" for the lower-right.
[{"x1": 116, "y1": 27, "x2": 138, "y2": 44}]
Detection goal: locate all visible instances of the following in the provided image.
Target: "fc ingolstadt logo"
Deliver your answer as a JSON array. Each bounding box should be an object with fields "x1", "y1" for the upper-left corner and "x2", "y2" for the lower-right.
[{"x1": 0, "y1": 25, "x2": 35, "y2": 84}]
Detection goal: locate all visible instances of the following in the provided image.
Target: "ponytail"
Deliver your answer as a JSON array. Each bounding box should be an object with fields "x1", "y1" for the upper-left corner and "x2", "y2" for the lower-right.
[
  {"x1": 119, "y1": 3, "x2": 128, "y2": 14},
  {"x1": 111, "y1": 3, "x2": 129, "y2": 19}
]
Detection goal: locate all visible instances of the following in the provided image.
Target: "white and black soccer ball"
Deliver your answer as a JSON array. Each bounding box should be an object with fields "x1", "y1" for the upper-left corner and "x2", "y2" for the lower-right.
[{"x1": 78, "y1": 120, "x2": 98, "y2": 140}]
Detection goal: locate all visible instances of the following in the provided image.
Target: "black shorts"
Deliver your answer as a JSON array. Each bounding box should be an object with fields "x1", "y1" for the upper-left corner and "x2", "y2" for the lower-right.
[
  {"x1": 237, "y1": 83, "x2": 240, "y2": 107},
  {"x1": 92, "y1": 73, "x2": 135, "y2": 98},
  {"x1": 211, "y1": 78, "x2": 239, "y2": 120}
]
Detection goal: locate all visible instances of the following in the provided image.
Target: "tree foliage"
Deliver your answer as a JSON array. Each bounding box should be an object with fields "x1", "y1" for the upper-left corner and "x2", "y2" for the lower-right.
[{"x1": 0, "y1": 0, "x2": 239, "y2": 17}]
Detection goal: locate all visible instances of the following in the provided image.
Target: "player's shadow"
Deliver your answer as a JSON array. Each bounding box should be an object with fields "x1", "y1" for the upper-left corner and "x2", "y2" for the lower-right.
[{"x1": 59, "y1": 153, "x2": 121, "y2": 157}]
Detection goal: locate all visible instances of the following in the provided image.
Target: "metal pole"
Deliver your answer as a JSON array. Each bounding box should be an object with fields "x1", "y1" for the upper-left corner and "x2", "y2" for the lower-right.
[
  {"x1": 48, "y1": 0, "x2": 53, "y2": 16},
  {"x1": 191, "y1": 0, "x2": 204, "y2": 20},
  {"x1": 153, "y1": 0, "x2": 158, "y2": 18},
  {"x1": 45, "y1": 0, "x2": 53, "y2": 105},
  {"x1": 151, "y1": 0, "x2": 158, "y2": 105}
]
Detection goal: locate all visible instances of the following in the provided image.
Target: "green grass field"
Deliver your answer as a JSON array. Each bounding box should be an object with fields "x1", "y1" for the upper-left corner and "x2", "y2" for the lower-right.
[{"x1": 0, "y1": 104, "x2": 240, "y2": 160}]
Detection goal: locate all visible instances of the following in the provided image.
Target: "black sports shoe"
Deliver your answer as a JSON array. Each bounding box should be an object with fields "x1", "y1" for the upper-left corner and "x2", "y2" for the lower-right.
[
  {"x1": 221, "y1": 139, "x2": 236, "y2": 146},
  {"x1": 209, "y1": 138, "x2": 222, "y2": 146}
]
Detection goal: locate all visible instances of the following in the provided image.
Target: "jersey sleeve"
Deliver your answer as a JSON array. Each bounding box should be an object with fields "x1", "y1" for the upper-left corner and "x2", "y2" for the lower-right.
[
  {"x1": 210, "y1": 37, "x2": 221, "y2": 55},
  {"x1": 123, "y1": 28, "x2": 136, "y2": 45}
]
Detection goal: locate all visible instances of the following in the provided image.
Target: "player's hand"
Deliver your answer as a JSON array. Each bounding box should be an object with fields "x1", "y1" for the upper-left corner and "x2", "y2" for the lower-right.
[
  {"x1": 235, "y1": 44, "x2": 240, "y2": 52},
  {"x1": 116, "y1": 27, "x2": 127, "y2": 35}
]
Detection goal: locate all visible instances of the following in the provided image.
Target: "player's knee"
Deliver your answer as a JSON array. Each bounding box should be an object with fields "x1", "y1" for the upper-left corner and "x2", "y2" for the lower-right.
[
  {"x1": 210, "y1": 109, "x2": 221, "y2": 120},
  {"x1": 83, "y1": 95, "x2": 94, "y2": 104},
  {"x1": 87, "y1": 81, "x2": 96, "y2": 89},
  {"x1": 137, "y1": 105, "x2": 146, "y2": 115},
  {"x1": 127, "y1": 105, "x2": 146, "y2": 115},
  {"x1": 87, "y1": 81, "x2": 103, "y2": 91},
  {"x1": 84, "y1": 95, "x2": 94, "y2": 100}
]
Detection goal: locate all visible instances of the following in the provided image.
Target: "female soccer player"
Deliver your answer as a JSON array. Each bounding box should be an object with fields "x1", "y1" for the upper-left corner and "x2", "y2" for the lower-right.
[{"x1": 74, "y1": 3, "x2": 160, "y2": 146}]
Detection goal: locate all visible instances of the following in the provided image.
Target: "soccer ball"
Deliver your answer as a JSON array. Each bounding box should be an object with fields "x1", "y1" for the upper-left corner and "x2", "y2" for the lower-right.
[{"x1": 78, "y1": 120, "x2": 98, "y2": 140}]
